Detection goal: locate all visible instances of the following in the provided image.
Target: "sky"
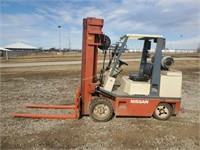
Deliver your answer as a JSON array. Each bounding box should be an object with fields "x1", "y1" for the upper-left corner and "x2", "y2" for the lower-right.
[{"x1": 0, "y1": 0, "x2": 200, "y2": 50}]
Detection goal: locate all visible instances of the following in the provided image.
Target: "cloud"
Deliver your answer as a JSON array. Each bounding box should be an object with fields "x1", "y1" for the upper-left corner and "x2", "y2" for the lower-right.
[
  {"x1": 1, "y1": 14, "x2": 44, "y2": 27},
  {"x1": 169, "y1": 35, "x2": 200, "y2": 49},
  {"x1": 1, "y1": 0, "x2": 199, "y2": 49},
  {"x1": 1, "y1": 13, "x2": 58, "y2": 48}
]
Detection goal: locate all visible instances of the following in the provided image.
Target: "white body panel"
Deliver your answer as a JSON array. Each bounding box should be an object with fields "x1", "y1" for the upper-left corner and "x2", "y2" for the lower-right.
[
  {"x1": 103, "y1": 77, "x2": 116, "y2": 92},
  {"x1": 120, "y1": 76, "x2": 150, "y2": 95},
  {"x1": 120, "y1": 69, "x2": 182, "y2": 97},
  {"x1": 159, "y1": 70, "x2": 182, "y2": 98},
  {"x1": 120, "y1": 34, "x2": 163, "y2": 40},
  {"x1": 102, "y1": 70, "x2": 116, "y2": 92}
]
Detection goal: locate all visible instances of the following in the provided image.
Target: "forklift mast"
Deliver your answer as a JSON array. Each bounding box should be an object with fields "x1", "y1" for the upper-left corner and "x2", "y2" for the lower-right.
[
  {"x1": 81, "y1": 18, "x2": 105, "y2": 115},
  {"x1": 10, "y1": 17, "x2": 107, "y2": 119}
]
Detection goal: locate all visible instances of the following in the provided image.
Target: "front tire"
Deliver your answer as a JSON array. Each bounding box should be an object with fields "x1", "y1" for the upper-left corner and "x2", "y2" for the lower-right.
[
  {"x1": 89, "y1": 98, "x2": 114, "y2": 122},
  {"x1": 153, "y1": 103, "x2": 172, "y2": 120}
]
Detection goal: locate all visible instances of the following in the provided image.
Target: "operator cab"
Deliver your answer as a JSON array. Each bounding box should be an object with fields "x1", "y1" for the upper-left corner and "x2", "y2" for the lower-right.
[{"x1": 100, "y1": 34, "x2": 181, "y2": 98}]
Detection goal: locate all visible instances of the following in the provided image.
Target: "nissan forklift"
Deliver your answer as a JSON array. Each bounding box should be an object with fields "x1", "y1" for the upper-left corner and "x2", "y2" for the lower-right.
[{"x1": 11, "y1": 17, "x2": 182, "y2": 122}]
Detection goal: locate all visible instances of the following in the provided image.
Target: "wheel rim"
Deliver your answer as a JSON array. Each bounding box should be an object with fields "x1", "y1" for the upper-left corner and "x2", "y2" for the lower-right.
[
  {"x1": 92, "y1": 104, "x2": 110, "y2": 120},
  {"x1": 155, "y1": 105, "x2": 170, "y2": 119}
]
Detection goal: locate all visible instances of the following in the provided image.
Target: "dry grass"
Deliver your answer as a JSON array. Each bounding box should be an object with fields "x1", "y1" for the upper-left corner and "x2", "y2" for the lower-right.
[
  {"x1": 1, "y1": 52, "x2": 199, "y2": 63},
  {"x1": 0, "y1": 53, "x2": 82, "y2": 63},
  {"x1": 171, "y1": 60, "x2": 199, "y2": 73},
  {"x1": 1, "y1": 60, "x2": 198, "y2": 78}
]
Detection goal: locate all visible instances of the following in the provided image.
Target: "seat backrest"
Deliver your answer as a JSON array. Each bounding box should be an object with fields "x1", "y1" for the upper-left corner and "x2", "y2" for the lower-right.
[
  {"x1": 143, "y1": 63, "x2": 153, "y2": 77},
  {"x1": 129, "y1": 63, "x2": 153, "y2": 82}
]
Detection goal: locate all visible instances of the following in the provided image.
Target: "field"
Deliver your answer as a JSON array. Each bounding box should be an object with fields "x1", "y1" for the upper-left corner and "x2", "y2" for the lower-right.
[
  {"x1": 0, "y1": 53, "x2": 199, "y2": 149},
  {"x1": 1, "y1": 52, "x2": 199, "y2": 63}
]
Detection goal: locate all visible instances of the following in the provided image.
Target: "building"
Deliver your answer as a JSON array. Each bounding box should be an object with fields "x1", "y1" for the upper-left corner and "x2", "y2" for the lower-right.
[
  {"x1": 2, "y1": 42, "x2": 38, "y2": 58},
  {"x1": 0, "y1": 47, "x2": 12, "y2": 60}
]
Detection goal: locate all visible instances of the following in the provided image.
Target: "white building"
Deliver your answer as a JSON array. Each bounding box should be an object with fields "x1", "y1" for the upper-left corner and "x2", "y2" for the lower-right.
[
  {"x1": 2, "y1": 42, "x2": 38, "y2": 58},
  {"x1": 0, "y1": 47, "x2": 12, "y2": 60}
]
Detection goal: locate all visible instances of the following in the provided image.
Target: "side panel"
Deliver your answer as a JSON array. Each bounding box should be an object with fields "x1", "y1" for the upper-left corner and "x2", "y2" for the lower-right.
[
  {"x1": 159, "y1": 71, "x2": 182, "y2": 98},
  {"x1": 115, "y1": 98, "x2": 181, "y2": 116}
]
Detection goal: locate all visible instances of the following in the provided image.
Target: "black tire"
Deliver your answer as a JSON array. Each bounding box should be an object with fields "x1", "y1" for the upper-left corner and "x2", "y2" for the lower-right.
[
  {"x1": 89, "y1": 98, "x2": 114, "y2": 122},
  {"x1": 153, "y1": 103, "x2": 172, "y2": 121}
]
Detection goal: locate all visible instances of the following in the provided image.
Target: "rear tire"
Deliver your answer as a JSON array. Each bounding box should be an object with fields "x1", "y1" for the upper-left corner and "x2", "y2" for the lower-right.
[
  {"x1": 89, "y1": 98, "x2": 114, "y2": 122},
  {"x1": 153, "y1": 103, "x2": 172, "y2": 120}
]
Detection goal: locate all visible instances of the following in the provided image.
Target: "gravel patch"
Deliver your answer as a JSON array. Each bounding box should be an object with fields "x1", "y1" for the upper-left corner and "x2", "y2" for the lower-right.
[{"x1": 0, "y1": 67, "x2": 199, "y2": 149}]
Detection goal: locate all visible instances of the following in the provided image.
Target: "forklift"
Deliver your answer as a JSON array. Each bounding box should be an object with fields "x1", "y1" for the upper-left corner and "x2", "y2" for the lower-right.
[{"x1": 11, "y1": 17, "x2": 182, "y2": 122}]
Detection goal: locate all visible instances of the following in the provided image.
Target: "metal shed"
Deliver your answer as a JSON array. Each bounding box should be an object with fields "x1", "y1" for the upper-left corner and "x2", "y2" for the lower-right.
[
  {"x1": 0, "y1": 47, "x2": 12, "y2": 60},
  {"x1": 2, "y1": 42, "x2": 38, "y2": 58}
]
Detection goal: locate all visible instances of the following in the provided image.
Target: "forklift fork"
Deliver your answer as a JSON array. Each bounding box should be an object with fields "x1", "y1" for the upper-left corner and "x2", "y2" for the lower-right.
[{"x1": 10, "y1": 86, "x2": 81, "y2": 119}]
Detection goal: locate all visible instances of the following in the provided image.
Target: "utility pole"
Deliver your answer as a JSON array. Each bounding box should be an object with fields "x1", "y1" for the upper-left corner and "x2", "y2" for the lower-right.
[
  {"x1": 69, "y1": 31, "x2": 71, "y2": 51},
  {"x1": 58, "y1": 26, "x2": 61, "y2": 51},
  {"x1": 170, "y1": 41, "x2": 171, "y2": 49}
]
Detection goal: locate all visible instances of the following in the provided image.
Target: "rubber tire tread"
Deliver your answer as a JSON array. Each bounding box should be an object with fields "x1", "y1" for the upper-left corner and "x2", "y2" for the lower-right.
[
  {"x1": 153, "y1": 103, "x2": 172, "y2": 121},
  {"x1": 89, "y1": 98, "x2": 114, "y2": 122}
]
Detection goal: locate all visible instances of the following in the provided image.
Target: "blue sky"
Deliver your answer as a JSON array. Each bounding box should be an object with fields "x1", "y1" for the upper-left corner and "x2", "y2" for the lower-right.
[{"x1": 0, "y1": 0, "x2": 199, "y2": 49}]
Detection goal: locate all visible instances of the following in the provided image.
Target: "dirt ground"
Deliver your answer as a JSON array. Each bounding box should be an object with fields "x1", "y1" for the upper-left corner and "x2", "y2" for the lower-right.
[{"x1": 0, "y1": 60, "x2": 199, "y2": 150}]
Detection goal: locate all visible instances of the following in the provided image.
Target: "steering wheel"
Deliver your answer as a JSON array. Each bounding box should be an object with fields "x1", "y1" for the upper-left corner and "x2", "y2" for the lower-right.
[{"x1": 118, "y1": 59, "x2": 128, "y2": 68}]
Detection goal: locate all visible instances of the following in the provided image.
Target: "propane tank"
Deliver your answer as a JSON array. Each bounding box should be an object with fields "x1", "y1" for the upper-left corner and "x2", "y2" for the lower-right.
[
  {"x1": 152, "y1": 56, "x2": 174, "y2": 70},
  {"x1": 161, "y1": 56, "x2": 174, "y2": 70}
]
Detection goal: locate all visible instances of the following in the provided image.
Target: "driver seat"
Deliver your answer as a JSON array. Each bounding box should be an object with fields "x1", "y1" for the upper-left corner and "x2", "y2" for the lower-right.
[
  {"x1": 129, "y1": 74, "x2": 149, "y2": 81},
  {"x1": 129, "y1": 63, "x2": 153, "y2": 82}
]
